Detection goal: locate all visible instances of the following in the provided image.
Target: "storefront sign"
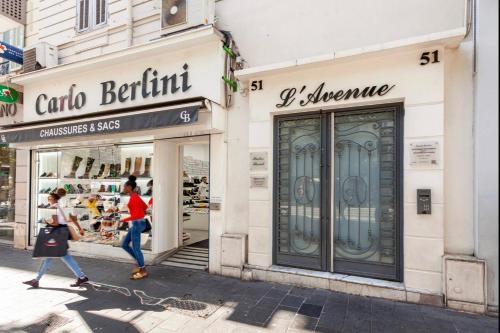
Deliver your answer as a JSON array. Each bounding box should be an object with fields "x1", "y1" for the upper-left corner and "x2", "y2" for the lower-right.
[
  {"x1": 276, "y1": 82, "x2": 395, "y2": 108},
  {"x1": 0, "y1": 41, "x2": 23, "y2": 65},
  {"x1": 409, "y1": 141, "x2": 440, "y2": 167},
  {"x1": 1, "y1": 105, "x2": 199, "y2": 144},
  {"x1": 0, "y1": 103, "x2": 18, "y2": 117},
  {"x1": 250, "y1": 175, "x2": 268, "y2": 188},
  {"x1": 35, "y1": 65, "x2": 191, "y2": 116},
  {"x1": 0, "y1": 85, "x2": 19, "y2": 103},
  {"x1": 250, "y1": 152, "x2": 268, "y2": 171},
  {"x1": 17, "y1": 39, "x2": 225, "y2": 123}
]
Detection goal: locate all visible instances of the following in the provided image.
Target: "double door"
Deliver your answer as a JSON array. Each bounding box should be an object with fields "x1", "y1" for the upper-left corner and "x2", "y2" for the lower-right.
[{"x1": 274, "y1": 104, "x2": 403, "y2": 281}]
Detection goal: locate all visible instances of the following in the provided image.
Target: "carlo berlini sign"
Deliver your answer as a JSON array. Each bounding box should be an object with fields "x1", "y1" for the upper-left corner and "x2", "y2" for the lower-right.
[
  {"x1": 276, "y1": 82, "x2": 396, "y2": 108},
  {"x1": 35, "y1": 64, "x2": 192, "y2": 116}
]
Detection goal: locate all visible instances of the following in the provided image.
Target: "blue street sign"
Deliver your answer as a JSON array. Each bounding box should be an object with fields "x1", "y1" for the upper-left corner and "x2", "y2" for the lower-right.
[{"x1": 0, "y1": 41, "x2": 23, "y2": 65}]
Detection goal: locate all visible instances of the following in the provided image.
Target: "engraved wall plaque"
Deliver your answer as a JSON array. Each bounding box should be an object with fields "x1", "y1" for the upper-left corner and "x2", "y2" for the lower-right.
[
  {"x1": 250, "y1": 175, "x2": 268, "y2": 188},
  {"x1": 409, "y1": 141, "x2": 440, "y2": 167},
  {"x1": 250, "y1": 152, "x2": 268, "y2": 171}
]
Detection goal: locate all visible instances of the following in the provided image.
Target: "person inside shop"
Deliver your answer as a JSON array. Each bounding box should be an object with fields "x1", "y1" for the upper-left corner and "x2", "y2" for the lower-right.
[
  {"x1": 121, "y1": 175, "x2": 149, "y2": 280},
  {"x1": 198, "y1": 176, "x2": 209, "y2": 200},
  {"x1": 23, "y1": 189, "x2": 88, "y2": 288}
]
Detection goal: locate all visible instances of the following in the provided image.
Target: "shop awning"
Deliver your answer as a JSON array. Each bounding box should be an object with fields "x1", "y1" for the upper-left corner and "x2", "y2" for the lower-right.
[{"x1": 0, "y1": 103, "x2": 200, "y2": 144}]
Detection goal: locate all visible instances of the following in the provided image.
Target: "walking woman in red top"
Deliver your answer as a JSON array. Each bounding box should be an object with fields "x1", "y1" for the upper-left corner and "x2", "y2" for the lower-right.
[{"x1": 121, "y1": 176, "x2": 149, "y2": 279}]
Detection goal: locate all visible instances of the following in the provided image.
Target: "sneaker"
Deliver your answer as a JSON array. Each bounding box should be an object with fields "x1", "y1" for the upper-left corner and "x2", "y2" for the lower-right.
[
  {"x1": 22, "y1": 279, "x2": 39, "y2": 288},
  {"x1": 70, "y1": 276, "x2": 89, "y2": 287}
]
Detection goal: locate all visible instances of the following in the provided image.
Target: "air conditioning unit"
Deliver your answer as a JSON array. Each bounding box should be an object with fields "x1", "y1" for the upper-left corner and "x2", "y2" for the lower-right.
[
  {"x1": 22, "y1": 42, "x2": 58, "y2": 73},
  {"x1": 161, "y1": 0, "x2": 215, "y2": 35}
]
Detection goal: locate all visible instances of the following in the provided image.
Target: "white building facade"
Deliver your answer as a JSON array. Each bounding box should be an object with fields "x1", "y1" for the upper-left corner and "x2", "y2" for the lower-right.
[{"x1": 0, "y1": 0, "x2": 497, "y2": 314}]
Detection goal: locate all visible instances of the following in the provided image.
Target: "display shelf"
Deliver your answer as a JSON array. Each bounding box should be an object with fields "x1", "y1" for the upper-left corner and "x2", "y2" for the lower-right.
[
  {"x1": 92, "y1": 179, "x2": 123, "y2": 183},
  {"x1": 39, "y1": 177, "x2": 58, "y2": 180},
  {"x1": 93, "y1": 192, "x2": 121, "y2": 196},
  {"x1": 119, "y1": 177, "x2": 153, "y2": 180},
  {"x1": 59, "y1": 178, "x2": 92, "y2": 184}
]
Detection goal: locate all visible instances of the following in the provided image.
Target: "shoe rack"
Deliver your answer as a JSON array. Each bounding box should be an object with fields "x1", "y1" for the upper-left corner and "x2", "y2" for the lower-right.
[{"x1": 35, "y1": 145, "x2": 153, "y2": 248}]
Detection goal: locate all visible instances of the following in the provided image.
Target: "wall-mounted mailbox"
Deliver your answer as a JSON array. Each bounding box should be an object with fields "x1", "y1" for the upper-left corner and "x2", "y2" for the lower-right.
[{"x1": 417, "y1": 189, "x2": 432, "y2": 214}]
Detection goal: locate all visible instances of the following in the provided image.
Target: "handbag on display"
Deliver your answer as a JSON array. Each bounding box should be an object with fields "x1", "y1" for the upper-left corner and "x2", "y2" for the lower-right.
[{"x1": 33, "y1": 227, "x2": 69, "y2": 258}]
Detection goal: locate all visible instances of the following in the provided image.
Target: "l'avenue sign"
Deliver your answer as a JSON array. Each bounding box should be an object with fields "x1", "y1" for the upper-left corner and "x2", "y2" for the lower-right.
[
  {"x1": 276, "y1": 82, "x2": 396, "y2": 108},
  {"x1": 35, "y1": 64, "x2": 191, "y2": 116}
]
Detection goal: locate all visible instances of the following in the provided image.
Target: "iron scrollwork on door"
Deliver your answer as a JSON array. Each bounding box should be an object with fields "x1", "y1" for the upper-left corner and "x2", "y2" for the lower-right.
[
  {"x1": 334, "y1": 110, "x2": 399, "y2": 280},
  {"x1": 275, "y1": 117, "x2": 324, "y2": 270}
]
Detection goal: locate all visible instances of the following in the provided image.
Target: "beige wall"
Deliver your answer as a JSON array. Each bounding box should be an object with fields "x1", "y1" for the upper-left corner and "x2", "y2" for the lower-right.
[
  {"x1": 216, "y1": 0, "x2": 466, "y2": 67},
  {"x1": 23, "y1": 0, "x2": 467, "y2": 67},
  {"x1": 242, "y1": 44, "x2": 455, "y2": 295},
  {"x1": 444, "y1": 42, "x2": 475, "y2": 255}
]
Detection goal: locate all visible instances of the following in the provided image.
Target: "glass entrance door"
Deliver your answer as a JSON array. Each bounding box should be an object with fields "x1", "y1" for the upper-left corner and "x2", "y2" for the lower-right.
[
  {"x1": 333, "y1": 108, "x2": 402, "y2": 281},
  {"x1": 273, "y1": 105, "x2": 402, "y2": 280},
  {"x1": 274, "y1": 115, "x2": 328, "y2": 270}
]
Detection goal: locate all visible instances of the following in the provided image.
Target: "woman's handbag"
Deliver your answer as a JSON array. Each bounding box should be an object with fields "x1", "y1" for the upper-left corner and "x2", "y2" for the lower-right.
[
  {"x1": 142, "y1": 217, "x2": 152, "y2": 233},
  {"x1": 67, "y1": 214, "x2": 81, "y2": 241},
  {"x1": 46, "y1": 214, "x2": 60, "y2": 226},
  {"x1": 33, "y1": 227, "x2": 69, "y2": 258}
]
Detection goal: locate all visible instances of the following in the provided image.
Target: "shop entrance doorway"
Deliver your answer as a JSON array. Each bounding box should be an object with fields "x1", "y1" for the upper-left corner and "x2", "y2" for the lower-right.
[{"x1": 162, "y1": 137, "x2": 209, "y2": 271}]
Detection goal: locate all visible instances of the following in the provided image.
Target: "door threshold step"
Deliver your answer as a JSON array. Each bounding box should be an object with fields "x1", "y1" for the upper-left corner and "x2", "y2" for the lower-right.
[
  {"x1": 173, "y1": 254, "x2": 209, "y2": 262},
  {"x1": 183, "y1": 247, "x2": 208, "y2": 253},
  {"x1": 161, "y1": 261, "x2": 206, "y2": 270},
  {"x1": 177, "y1": 251, "x2": 208, "y2": 258},
  {"x1": 166, "y1": 257, "x2": 207, "y2": 266}
]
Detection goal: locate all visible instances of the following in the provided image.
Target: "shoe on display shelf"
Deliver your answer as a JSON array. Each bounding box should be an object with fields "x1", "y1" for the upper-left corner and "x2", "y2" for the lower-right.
[
  {"x1": 99, "y1": 164, "x2": 111, "y2": 179},
  {"x1": 65, "y1": 156, "x2": 83, "y2": 178},
  {"x1": 79, "y1": 157, "x2": 95, "y2": 179},
  {"x1": 93, "y1": 164, "x2": 106, "y2": 179},
  {"x1": 140, "y1": 158, "x2": 152, "y2": 178},
  {"x1": 121, "y1": 158, "x2": 132, "y2": 178},
  {"x1": 132, "y1": 157, "x2": 143, "y2": 177}
]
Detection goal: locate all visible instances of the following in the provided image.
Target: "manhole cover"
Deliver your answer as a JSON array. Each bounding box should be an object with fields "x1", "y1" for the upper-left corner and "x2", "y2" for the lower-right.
[
  {"x1": 162, "y1": 296, "x2": 224, "y2": 318},
  {"x1": 20, "y1": 314, "x2": 71, "y2": 333}
]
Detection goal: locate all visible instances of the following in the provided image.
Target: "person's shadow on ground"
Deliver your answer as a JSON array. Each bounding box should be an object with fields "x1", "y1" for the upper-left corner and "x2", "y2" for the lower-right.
[{"x1": 4, "y1": 283, "x2": 167, "y2": 332}]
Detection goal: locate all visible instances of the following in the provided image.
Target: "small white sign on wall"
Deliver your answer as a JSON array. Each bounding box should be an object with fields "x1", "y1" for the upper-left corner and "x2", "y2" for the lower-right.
[
  {"x1": 250, "y1": 152, "x2": 268, "y2": 171},
  {"x1": 409, "y1": 141, "x2": 440, "y2": 167},
  {"x1": 250, "y1": 175, "x2": 268, "y2": 188}
]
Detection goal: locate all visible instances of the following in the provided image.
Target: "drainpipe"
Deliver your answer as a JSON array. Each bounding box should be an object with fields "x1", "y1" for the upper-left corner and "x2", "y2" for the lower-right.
[{"x1": 126, "y1": 0, "x2": 133, "y2": 47}]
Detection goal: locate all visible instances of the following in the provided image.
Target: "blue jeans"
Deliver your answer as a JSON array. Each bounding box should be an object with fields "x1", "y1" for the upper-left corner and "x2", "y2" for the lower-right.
[
  {"x1": 36, "y1": 254, "x2": 85, "y2": 281},
  {"x1": 122, "y1": 219, "x2": 146, "y2": 268}
]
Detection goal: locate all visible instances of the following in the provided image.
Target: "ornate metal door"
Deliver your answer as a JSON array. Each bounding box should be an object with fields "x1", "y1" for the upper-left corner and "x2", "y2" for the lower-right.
[
  {"x1": 274, "y1": 115, "x2": 328, "y2": 270},
  {"x1": 333, "y1": 109, "x2": 402, "y2": 281}
]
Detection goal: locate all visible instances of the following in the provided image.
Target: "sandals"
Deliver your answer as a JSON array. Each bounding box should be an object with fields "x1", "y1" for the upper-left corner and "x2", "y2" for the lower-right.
[{"x1": 130, "y1": 269, "x2": 148, "y2": 280}]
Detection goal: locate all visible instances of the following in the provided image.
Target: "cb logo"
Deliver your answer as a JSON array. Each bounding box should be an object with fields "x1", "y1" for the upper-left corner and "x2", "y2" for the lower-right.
[{"x1": 180, "y1": 111, "x2": 191, "y2": 123}]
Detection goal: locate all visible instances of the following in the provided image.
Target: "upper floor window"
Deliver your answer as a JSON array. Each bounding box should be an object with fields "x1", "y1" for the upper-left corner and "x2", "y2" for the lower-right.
[{"x1": 77, "y1": 0, "x2": 108, "y2": 33}]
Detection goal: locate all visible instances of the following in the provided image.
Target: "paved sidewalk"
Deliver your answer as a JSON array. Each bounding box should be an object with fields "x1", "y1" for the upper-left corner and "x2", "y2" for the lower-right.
[{"x1": 0, "y1": 245, "x2": 497, "y2": 333}]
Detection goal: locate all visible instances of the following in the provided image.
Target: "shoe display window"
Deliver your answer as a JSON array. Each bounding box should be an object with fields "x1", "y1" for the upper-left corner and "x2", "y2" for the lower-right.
[
  {"x1": 0, "y1": 147, "x2": 15, "y2": 243},
  {"x1": 34, "y1": 143, "x2": 154, "y2": 250}
]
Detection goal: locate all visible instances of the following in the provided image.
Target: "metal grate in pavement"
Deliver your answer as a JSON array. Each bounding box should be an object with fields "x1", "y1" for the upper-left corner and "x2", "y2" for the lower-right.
[{"x1": 19, "y1": 313, "x2": 72, "y2": 333}]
